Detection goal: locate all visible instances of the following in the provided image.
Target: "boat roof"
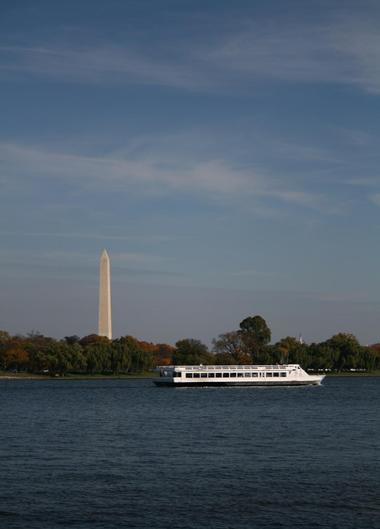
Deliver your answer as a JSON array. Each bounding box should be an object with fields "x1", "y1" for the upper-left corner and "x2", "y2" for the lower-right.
[{"x1": 159, "y1": 364, "x2": 300, "y2": 371}]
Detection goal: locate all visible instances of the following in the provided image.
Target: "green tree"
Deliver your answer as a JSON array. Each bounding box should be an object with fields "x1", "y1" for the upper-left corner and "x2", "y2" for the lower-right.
[
  {"x1": 324, "y1": 333, "x2": 361, "y2": 371},
  {"x1": 308, "y1": 343, "x2": 338, "y2": 370},
  {"x1": 174, "y1": 339, "x2": 212, "y2": 365},
  {"x1": 85, "y1": 343, "x2": 112, "y2": 374},
  {"x1": 0, "y1": 331, "x2": 12, "y2": 370},
  {"x1": 274, "y1": 337, "x2": 310, "y2": 366},
  {"x1": 67, "y1": 343, "x2": 87, "y2": 373},
  {"x1": 111, "y1": 336, "x2": 154, "y2": 373},
  {"x1": 239, "y1": 315, "x2": 271, "y2": 360},
  {"x1": 49, "y1": 343, "x2": 73, "y2": 376},
  {"x1": 79, "y1": 334, "x2": 110, "y2": 347},
  {"x1": 110, "y1": 341, "x2": 132, "y2": 374},
  {"x1": 64, "y1": 335, "x2": 81, "y2": 345},
  {"x1": 364, "y1": 345, "x2": 380, "y2": 371},
  {"x1": 213, "y1": 331, "x2": 252, "y2": 364}
]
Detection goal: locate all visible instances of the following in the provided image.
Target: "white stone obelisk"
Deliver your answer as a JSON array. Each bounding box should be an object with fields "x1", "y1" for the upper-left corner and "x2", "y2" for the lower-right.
[{"x1": 98, "y1": 249, "x2": 112, "y2": 340}]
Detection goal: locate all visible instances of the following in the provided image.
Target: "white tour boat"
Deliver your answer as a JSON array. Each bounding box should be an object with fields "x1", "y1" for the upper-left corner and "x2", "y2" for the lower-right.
[{"x1": 154, "y1": 364, "x2": 325, "y2": 387}]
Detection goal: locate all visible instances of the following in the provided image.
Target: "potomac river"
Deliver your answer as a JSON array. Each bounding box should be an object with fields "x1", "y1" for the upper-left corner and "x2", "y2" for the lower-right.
[{"x1": 0, "y1": 377, "x2": 379, "y2": 529}]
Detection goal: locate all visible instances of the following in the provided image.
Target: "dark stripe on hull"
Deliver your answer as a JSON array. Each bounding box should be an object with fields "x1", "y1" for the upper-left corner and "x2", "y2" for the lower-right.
[{"x1": 153, "y1": 380, "x2": 321, "y2": 387}]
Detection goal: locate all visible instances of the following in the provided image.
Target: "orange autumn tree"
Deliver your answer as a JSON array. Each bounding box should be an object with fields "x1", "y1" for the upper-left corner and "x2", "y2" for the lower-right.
[
  {"x1": 1, "y1": 347, "x2": 29, "y2": 371},
  {"x1": 154, "y1": 344, "x2": 175, "y2": 366}
]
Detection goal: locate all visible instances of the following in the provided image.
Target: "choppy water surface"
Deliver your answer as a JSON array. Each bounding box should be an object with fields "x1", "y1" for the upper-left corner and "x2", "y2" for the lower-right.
[{"x1": 0, "y1": 377, "x2": 379, "y2": 529}]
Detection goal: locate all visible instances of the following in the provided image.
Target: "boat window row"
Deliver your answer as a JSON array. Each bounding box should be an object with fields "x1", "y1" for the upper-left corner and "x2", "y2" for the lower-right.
[{"x1": 180, "y1": 371, "x2": 288, "y2": 378}]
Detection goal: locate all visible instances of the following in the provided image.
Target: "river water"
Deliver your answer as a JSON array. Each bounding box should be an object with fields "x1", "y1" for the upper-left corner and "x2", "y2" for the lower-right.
[{"x1": 0, "y1": 377, "x2": 379, "y2": 529}]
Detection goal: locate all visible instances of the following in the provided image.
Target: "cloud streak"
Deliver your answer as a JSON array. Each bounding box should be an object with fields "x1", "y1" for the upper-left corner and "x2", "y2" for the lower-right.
[
  {"x1": 369, "y1": 193, "x2": 380, "y2": 207},
  {"x1": 0, "y1": 44, "x2": 211, "y2": 91},
  {"x1": 2, "y1": 13, "x2": 380, "y2": 93},
  {"x1": 0, "y1": 141, "x2": 318, "y2": 207}
]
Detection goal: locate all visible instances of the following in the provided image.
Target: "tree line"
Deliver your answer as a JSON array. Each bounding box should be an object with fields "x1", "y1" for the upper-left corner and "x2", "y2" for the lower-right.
[
  {"x1": 0, "y1": 332, "x2": 174, "y2": 376},
  {"x1": 1, "y1": 315, "x2": 380, "y2": 376}
]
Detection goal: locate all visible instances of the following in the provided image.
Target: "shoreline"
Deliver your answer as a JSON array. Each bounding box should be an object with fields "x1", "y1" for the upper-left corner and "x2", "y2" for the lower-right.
[
  {"x1": 1, "y1": 371, "x2": 380, "y2": 380},
  {"x1": 0, "y1": 372, "x2": 157, "y2": 380}
]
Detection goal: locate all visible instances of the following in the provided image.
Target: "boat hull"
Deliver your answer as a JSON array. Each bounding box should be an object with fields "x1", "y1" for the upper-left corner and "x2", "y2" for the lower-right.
[{"x1": 154, "y1": 378, "x2": 324, "y2": 387}]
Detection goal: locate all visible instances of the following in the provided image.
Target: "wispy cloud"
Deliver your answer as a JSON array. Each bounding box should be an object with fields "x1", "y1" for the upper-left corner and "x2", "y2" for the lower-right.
[
  {"x1": 205, "y1": 25, "x2": 340, "y2": 83},
  {"x1": 204, "y1": 14, "x2": 380, "y2": 94},
  {"x1": 0, "y1": 141, "x2": 319, "y2": 207},
  {"x1": 346, "y1": 178, "x2": 380, "y2": 188},
  {"x1": 2, "y1": 13, "x2": 380, "y2": 93},
  {"x1": 369, "y1": 193, "x2": 380, "y2": 207},
  {"x1": 0, "y1": 44, "x2": 211, "y2": 91},
  {"x1": 331, "y1": 15, "x2": 380, "y2": 94}
]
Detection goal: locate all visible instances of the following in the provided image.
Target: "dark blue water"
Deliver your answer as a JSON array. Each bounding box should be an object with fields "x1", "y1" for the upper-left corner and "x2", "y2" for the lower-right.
[{"x1": 0, "y1": 378, "x2": 379, "y2": 529}]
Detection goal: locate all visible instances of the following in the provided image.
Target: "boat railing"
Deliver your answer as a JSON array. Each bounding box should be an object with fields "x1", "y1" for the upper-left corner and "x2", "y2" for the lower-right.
[{"x1": 175, "y1": 364, "x2": 298, "y2": 371}]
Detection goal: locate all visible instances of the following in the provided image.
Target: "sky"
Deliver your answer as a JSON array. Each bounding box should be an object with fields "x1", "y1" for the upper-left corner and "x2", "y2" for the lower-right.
[{"x1": 1, "y1": 0, "x2": 380, "y2": 345}]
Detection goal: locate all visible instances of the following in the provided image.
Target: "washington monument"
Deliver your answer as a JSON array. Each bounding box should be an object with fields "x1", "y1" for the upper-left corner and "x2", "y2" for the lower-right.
[{"x1": 98, "y1": 249, "x2": 112, "y2": 340}]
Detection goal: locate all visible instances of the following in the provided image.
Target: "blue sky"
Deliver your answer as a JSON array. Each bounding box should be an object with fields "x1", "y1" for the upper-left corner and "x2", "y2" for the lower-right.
[{"x1": 1, "y1": 0, "x2": 380, "y2": 345}]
